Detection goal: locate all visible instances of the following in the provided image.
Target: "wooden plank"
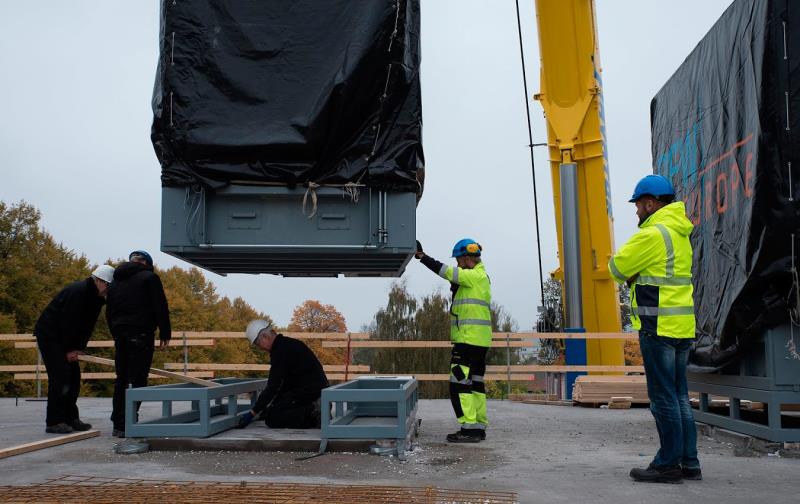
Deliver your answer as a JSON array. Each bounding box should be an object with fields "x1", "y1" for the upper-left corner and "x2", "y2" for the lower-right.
[
  {"x1": 486, "y1": 365, "x2": 643, "y2": 373},
  {"x1": 2, "y1": 331, "x2": 635, "y2": 341},
  {"x1": 15, "y1": 339, "x2": 214, "y2": 349},
  {"x1": 161, "y1": 363, "x2": 371, "y2": 372},
  {"x1": 0, "y1": 334, "x2": 35, "y2": 341},
  {"x1": 174, "y1": 331, "x2": 371, "y2": 340},
  {"x1": 505, "y1": 332, "x2": 636, "y2": 340},
  {"x1": 573, "y1": 375, "x2": 647, "y2": 382},
  {"x1": 323, "y1": 340, "x2": 530, "y2": 348},
  {"x1": 77, "y1": 354, "x2": 221, "y2": 387},
  {"x1": 14, "y1": 372, "x2": 214, "y2": 380},
  {"x1": 323, "y1": 339, "x2": 639, "y2": 349},
  {"x1": 5, "y1": 363, "x2": 641, "y2": 375},
  {"x1": 0, "y1": 365, "x2": 43, "y2": 372},
  {"x1": 325, "y1": 374, "x2": 539, "y2": 381},
  {"x1": 0, "y1": 429, "x2": 100, "y2": 460}
]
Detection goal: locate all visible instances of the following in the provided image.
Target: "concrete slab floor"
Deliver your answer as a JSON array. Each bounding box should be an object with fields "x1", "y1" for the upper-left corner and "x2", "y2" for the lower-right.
[{"x1": 1, "y1": 397, "x2": 799, "y2": 503}]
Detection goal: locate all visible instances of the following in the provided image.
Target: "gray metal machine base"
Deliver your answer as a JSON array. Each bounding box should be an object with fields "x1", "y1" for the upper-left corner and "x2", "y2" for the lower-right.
[
  {"x1": 125, "y1": 378, "x2": 268, "y2": 438},
  {"x1": 319, "y1": 376, "x2": 419, "y2": 460},
  {"x1": 161, "y1": 185, "x2": 416, "y2": 277},
  {"x1": 689, "y1": 325, "x2": 800, "y2": 442}
]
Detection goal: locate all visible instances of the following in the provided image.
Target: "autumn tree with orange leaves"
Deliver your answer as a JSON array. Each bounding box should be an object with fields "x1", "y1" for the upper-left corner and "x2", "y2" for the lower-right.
[
  {"x1": 287, "y1": 300, "x2": 347, "y2": 367},
  {"x1": 287, "y1": 300, "x2": 347, "y2": 333}
]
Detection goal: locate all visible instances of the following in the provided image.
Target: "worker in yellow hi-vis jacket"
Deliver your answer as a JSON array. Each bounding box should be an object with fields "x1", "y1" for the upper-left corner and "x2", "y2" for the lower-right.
[
  {"x1": 609, "y1": 174, "x2": 700, "y2": 484},
  {"x1": 415, "y1": 238, "x2": 492, "y2": 443}
]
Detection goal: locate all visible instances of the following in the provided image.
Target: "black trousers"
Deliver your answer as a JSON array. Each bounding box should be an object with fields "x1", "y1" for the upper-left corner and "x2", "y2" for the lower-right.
[
  {"x1": 111, "y1": 330, "x2": 154, "y2": 430},
  {"x1": 263, "y1": 392, "x2": 321, "y2": 429},
  {"x1": 36, "y1": 334, "x2": 81, "y2": 426},
  {"x1": 449, "y1": 342, "x2": 488, "y2": 426}
]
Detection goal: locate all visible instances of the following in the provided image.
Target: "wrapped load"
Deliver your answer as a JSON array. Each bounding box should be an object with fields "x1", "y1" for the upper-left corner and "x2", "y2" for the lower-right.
[
  {"x1": 151, "y1": 0, "x2": 424, "y2": 195},
  {"x1": 650, "y1": 0, "x2": 799, "y2": 369}
]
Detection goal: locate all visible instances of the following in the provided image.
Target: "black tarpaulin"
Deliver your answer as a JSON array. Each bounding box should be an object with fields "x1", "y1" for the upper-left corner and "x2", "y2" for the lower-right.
[
  {"x1": 650, "y1": 0, "x2": 800, "y2": 370},
  {"x1": 151, "y1": 0, "x2": 423, "y2": 194}
]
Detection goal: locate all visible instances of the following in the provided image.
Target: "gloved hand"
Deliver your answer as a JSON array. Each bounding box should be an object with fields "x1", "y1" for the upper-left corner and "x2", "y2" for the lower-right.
[
  {"x1": 415, "y1": 240, "x2": 424, "y2": 259},
  {"x1": 236, "y1": 411, "x2": 255, "y2": 429}
]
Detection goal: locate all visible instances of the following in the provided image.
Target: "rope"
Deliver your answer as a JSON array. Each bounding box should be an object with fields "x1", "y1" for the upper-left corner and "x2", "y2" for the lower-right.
[
  {"x1": 515, "y1": 0, "x2": 546, "y2": 306},
  {"x1": 343, "y1": 182, "x2": 361, "y2": 203},
  {"x1": 302, "y1": 182, "x2": 320, "y2": 219}
]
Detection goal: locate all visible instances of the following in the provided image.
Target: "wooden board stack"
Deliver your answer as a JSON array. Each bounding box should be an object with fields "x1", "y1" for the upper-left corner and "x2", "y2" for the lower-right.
[{"x1": 572, "y1": 375, "x2": 649, "y2": 405}]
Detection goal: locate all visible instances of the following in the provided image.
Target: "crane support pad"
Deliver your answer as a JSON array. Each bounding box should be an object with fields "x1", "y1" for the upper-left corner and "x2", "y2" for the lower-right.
[
  {"x1": 151, "y1": 0, "x2": 423, "y2": 195},
  {"x1": 650, "y1": 0, "x2": 800, "y2": 369}
]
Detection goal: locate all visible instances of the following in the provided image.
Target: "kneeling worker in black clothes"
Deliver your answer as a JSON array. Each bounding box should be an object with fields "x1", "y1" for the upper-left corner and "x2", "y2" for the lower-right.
[{"x1": 236, "y1": 320, "x2": 329, "y2": 429}]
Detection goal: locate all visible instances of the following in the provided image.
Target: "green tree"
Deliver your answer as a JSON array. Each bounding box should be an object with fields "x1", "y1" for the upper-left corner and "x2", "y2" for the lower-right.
[
  {"x1": 0, "y1": 201, "x2": 94, "y2": 397},
  {"x1": 0, "y1": 201, "x2": 91, "y2": 332}
]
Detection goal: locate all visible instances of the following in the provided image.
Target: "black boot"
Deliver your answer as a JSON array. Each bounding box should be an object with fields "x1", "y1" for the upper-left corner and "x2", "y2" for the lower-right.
[
  {"x1": 446, "y1": 430, "x2": 481, "y2": 443},
  {"x1": 69, "y1": 419, "x2": 92, "y2": 431},
  {"x1": 45, "y1": 423, "x2": 74, "y2": 434},
  {"x1": 630, "y1": 464, "x2": 683, "y2": 484},
  {"x1": 681, "y1": 467, "x2": 702, "y2": 480}
]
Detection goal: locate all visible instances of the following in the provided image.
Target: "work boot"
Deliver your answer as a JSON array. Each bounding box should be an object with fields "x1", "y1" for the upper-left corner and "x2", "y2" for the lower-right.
[
  {"x1": 446, "y1": 430, "x2": 481, "y2": 443},
  {"x1": 456, "y1": 428, "x2": 486, "y2": 440},
  {"x1": 69, "y1": 419, "x2": 92, "y2": 431},
  {"x1": 629, "y1": 464, "x2": 683, "y2": 484},
  {"x1": 681, "y1": 467, "x2": 703, "y2": 480},
  {"x1": 45, "y1": 423, "x2": 74, "y2": 434},
  {"x1": 112, "y1": 428, "x2": 126, "y2": 438}
]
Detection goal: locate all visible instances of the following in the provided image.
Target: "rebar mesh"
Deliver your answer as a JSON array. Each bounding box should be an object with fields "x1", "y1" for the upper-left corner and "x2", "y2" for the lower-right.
[{"x1": 0, "y1": 475, "x2": 519, "y2": 504}]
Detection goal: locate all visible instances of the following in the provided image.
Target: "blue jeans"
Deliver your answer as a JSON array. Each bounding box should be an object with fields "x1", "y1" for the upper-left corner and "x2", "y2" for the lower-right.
[{"x1": 639, "y1": 330, "x2": 700, "y2": 469}]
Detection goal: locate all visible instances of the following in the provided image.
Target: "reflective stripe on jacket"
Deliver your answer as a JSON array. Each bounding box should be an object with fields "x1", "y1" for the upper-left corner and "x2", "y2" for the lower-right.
[
  {"x1": 608, "y1": 201, "x2": 695, "y2": 338},
  {"x1": 439, "y1": 262, "x2": 492, "y2": 347}
]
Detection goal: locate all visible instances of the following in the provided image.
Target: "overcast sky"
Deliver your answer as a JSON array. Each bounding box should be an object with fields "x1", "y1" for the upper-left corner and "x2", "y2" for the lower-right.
[{"x1": 0, "y1": 0, "x2": 733, "y2": 332}]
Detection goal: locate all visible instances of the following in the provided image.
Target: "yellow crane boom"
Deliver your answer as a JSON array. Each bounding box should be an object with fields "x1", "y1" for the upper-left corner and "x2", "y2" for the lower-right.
[{"x1": 533, "y1": 0, "x2": 624, "y2": 369}]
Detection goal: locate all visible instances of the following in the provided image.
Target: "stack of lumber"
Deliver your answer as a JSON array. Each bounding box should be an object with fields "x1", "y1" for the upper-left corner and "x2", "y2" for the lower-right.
[{"x1": 572, "y1": 375, "x2": 649, "y2": 405}]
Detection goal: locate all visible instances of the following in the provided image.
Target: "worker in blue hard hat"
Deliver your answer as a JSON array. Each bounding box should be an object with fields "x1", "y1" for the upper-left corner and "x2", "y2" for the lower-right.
[
  {"x1": 609, "y1": 173, "x2": 700, "y2": 483},
  {"x1": 415, "y1": 238, "x2": 492, "y2": 443},
  {"x1": 106, "y1": 249, "x2": 172, "y2": 438},
  {"x1": 628, "y1": 174, "x2": 678, "y2": 225}
]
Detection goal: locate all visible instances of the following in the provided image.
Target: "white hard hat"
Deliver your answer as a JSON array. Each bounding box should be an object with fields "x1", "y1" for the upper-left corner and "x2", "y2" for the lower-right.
[
  {"x1": 92, "y1": 265, "x2": 115, "y2": 284},
  {"x1": 245, "y1": 319, "x2": 272, "y2": 345}
]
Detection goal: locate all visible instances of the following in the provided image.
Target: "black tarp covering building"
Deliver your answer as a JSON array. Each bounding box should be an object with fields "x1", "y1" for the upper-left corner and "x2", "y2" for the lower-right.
[
  {"x1": 151, "y1": 0, "x2": 423, "y2": 194},
  {"x1": 650, "y1": 0, "x2": 800, "y2": 370}
]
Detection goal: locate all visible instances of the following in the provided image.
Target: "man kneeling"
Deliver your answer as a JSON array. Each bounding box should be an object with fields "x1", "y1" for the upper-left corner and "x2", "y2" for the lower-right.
[{"x1": 236, "y1": 320, "x2": 329, "y2": 429}]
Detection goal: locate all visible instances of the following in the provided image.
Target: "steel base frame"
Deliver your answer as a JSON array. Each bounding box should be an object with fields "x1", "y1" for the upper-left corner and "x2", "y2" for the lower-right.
[
  {"x1": 319, "y1": 376, "x2": 419, "y2": 460},
  {"x1": 689, "y1": 325, "x2": 800, "y2": 442},
  {"x1": 125, "y1": 378, "x2": 268, "y2": 438}
]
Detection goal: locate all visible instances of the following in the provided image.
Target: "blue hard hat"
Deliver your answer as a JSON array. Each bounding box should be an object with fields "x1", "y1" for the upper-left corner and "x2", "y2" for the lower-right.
[
  {"x1": 629, "y1": 174, "x2": 675, "y2": 202},
  {"x1": 129, "y1": 250, "x2": 153, "y2": 267},
  {"x1": 452, "y1": 238, "x2": 482, "y2": 257}
]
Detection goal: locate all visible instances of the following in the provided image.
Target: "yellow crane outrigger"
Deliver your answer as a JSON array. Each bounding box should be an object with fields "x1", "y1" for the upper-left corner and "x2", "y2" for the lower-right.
[{"x1": 533, "y1": 0, "x2": 624, "y2": 379}]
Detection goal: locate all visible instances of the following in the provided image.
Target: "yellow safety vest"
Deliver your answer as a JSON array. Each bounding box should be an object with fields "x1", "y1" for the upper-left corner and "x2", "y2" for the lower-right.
[
  {"x1": 439, "y1": 262, "x2": 492, "y2": 347},
  {"x1": 608, "y1": 201, "x2": 695, "y2": 338}
]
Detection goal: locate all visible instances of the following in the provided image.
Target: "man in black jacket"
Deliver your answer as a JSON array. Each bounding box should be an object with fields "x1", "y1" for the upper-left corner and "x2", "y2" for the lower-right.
[
  {"x1": 235, "y1": 319, "x2": 329, "y2": 429},
  {"x1": 106, "y1": 250, "x2": 171, "y2": 437},
  {"x1": 34, "y1": 265, "x2": 115, "y2": 434}
]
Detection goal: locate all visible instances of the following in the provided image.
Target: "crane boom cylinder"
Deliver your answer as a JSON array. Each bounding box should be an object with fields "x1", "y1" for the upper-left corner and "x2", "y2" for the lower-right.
[{"x1": 560, "y1": 163, "x2": 583, "y2": 328}]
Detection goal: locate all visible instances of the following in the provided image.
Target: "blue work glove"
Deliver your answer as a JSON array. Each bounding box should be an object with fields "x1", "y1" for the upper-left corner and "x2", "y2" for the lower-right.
[{"x1": 236, "y1": 411, "x2": 255, "y2": 429}]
